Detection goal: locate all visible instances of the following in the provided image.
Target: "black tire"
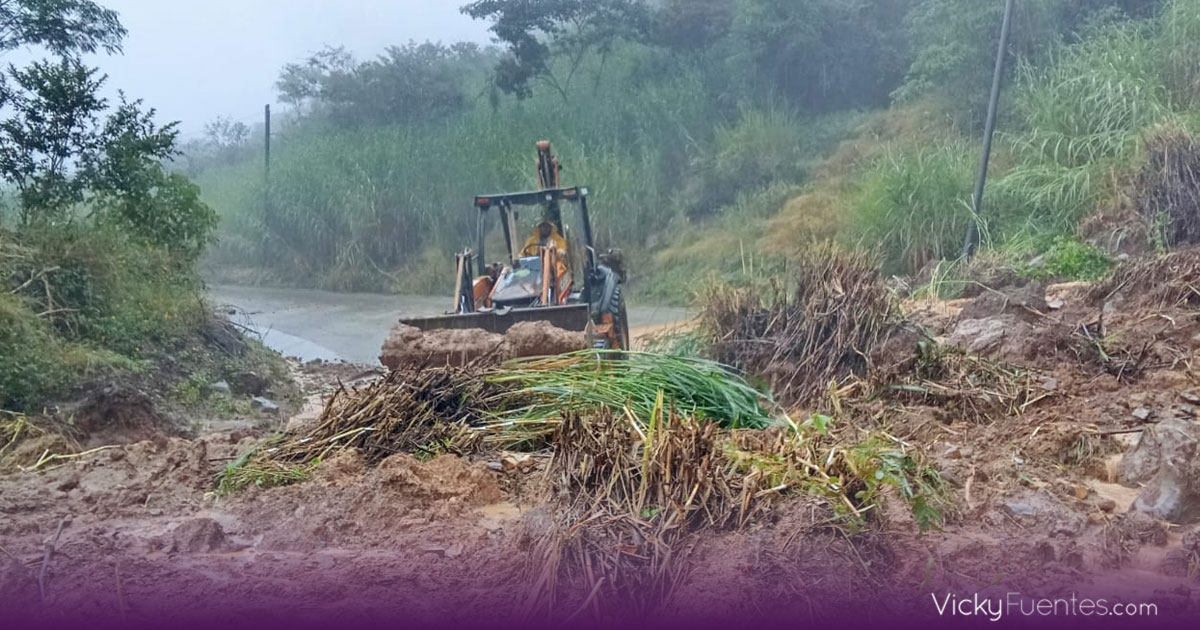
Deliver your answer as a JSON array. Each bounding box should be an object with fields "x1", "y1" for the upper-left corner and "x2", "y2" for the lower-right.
[{"x1": 617, "y1": 297, "x2": 631, "y2": 351}]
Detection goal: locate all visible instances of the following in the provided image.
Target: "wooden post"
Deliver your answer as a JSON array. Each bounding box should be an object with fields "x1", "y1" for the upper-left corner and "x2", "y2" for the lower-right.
[{"x1": 264, "y1": 104, "x2": 271, "y2": 215}]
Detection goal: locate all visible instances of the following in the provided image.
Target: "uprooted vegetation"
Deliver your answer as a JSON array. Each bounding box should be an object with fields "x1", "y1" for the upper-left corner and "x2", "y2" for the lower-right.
[{"x1": 699, "y1": 246, "x2": 897, "y2": 406}]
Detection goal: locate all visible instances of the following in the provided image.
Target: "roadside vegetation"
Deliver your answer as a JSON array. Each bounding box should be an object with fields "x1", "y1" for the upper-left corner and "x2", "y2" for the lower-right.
[
  {"x1": 189, "y1": 0, "x2": 1198, "y2": 302},
  {"x1": 0, "y1": 0, "x2": 291, "y2": 416}
]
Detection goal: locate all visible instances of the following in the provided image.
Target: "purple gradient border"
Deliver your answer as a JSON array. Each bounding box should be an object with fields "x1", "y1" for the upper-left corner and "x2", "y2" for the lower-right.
[{"x1": 5, "y1": 559, "x2": 1189, "y2": 630}]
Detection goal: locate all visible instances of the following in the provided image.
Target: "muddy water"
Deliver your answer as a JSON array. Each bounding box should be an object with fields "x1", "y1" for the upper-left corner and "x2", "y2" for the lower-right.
[{"x1": 209, "y1": 284, "x2": 689, "y2": 364}]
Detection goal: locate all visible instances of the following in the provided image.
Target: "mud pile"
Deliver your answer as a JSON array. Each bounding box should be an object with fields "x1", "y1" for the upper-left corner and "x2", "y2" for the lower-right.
[{"x1": 380, "y1": 320, "x2": 586, "y2": 370}]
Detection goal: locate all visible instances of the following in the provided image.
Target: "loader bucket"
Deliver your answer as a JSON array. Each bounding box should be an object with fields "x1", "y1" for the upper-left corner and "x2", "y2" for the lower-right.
[{"x1": 399, "y1": 304, "x2": 590, "y2": 336}]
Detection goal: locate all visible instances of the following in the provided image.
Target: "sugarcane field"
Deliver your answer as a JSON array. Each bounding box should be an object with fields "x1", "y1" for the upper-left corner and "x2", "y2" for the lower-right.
[{"x1": 4, "y1": 1, "x2": 1200, "y2": 629}]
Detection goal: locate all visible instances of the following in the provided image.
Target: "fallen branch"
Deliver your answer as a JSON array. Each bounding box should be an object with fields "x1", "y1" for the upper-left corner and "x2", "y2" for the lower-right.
[{"x1": 38, "y1": 518, "x2": 68, "y2": 605}]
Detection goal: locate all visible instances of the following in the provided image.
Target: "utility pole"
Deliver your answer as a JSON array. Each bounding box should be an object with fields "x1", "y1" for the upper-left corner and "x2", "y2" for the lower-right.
[
  {"x1": 963, "y1": 0, "x2": 1017, "y2": 259},
  {"x1": 264, "y1": 104, "x2": 272, "y2": 216}
]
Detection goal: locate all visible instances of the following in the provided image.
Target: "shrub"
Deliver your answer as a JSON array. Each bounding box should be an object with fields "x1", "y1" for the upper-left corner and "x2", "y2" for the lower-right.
[
  {"x1": 1022, "y1": 236, "x2": 1114, "y2": 281},
  {"x1": 0, "y1": 294, "x2": 73, "y2": 410},
  {"x1": 847, "y1": 141, "x2": 976, "y2": 275}
]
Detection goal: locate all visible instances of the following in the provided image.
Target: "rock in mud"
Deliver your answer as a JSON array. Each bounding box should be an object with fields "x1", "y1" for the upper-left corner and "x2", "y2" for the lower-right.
[
  {"x1": 1001, "y1": 488, "x2": 1086, "y2": 536},
  {"x1": 1160, "y1": 526, "x2": 1200, "y2": 578},
  {"x1": 251, "y1": 397, "x2": 279, "y2": 413},
  {"x1": 1133, "y1": 462, "x2": 1191, "y2": 521},
  {"x1": 1121, "y1": 417, "x2": 1200, "y2": 521},
  {"x1": 172, "y1": 518, "x2": 228, "y2": 553},
  {"x1": 230, "y1": 371, "x2": 269, "y2": 396},
  {"x1": 380, "y1": 321, "x2": 587, "y2": 371},
  {"x1": 947, "y1": 317, "x2": 1012, "y2": 354},
  {"x1": 958, "y1": 284, "x2": 1047, "y2": 322}
]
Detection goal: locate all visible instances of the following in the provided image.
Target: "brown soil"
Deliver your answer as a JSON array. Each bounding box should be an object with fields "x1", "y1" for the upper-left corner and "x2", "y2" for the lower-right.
[
  {"x1": 7, "y1": 259, "x2": 1200, "y2": 625},
  {"x1": 380, "y1": 320, "x2": 587, "y2": 370}
]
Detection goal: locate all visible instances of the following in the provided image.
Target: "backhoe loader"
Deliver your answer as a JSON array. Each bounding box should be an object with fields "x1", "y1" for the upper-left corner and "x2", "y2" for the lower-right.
[{"x1": 391, "y1": 141, "x2": 630, "y2": 351}]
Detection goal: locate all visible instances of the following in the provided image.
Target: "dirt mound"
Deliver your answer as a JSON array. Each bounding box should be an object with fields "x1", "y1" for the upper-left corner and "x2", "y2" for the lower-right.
[
  {"x1": 504, "y1": 321, "x2": 586, "y2": 357},
  {"x1": 73, "y1": 385, "x2": 191, "y2": 446},
  {"x1": 172, "y1": 517, "x2": 229, "y2": 553},
  {"x1": 1131, "y1": 125, "x2": 1200, "y2": 248},
  {"x1": 380, "y1": 324, "x2": 504, "y2": 369},
  {"x1": 380, "y1": 321, "x2": 588, "y2": 370},
  {"x1": 1096, "y1": 248, "x2": 1200, "y2": 310}
]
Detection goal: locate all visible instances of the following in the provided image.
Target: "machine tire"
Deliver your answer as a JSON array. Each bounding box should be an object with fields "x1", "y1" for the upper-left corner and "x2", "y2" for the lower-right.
[{"x1": 617, "y1": 296, "x2": 631, "y2": 351}]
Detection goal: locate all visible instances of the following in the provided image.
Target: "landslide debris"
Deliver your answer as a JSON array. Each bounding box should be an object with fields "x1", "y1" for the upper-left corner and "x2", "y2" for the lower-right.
[{"x1": 380, "y1": 320, "x2": 586, "y2": 370}]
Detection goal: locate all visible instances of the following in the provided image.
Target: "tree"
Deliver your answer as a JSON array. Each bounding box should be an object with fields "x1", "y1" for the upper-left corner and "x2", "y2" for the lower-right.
[
  {"x1": 0, "y1": 0, "x2": 125, "y2": 56},
  {"x1": 897, "y1": 0, "x2": 1166, "y2": 114},
  {"x1": 655, "y1": 0, "x2": 736, "y2": 52},
  {"x1": 727, "y1": 0, "x2": 916, "y2": 112},
  {"x1": 276, "y1": 43, "x2": 471, "y2": 125},
  {"x1": 461, "y1": 0, "x2": 651, "y2": 100},
  {"x1": 276, "y1": 45, "x2": 356, "y2": 107},
  {"x1": 0, "y1": 58, "x2": 106, "y2": 221},
  {"x1": 0, "y1": 0, "x2": 217, "y2": 257},
  {"x1": 204, "y1": 116, "x2": 250, "y2": 151}
]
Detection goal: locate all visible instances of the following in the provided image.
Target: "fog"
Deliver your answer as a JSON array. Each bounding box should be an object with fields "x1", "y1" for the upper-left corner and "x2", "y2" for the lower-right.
[{"x1": 22, "y1": 0, "x2": 492, "y2": 136}]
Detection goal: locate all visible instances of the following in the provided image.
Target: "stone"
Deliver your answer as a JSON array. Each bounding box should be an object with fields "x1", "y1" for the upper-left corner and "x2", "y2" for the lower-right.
[
  {"x1": 1121, "y1": 417, "x2": 1198, "y2": 485},
  {"x1": 1099, "y1": 499, "x2": 1117, "y2": 513},
  {"x1": 948, "y1": 317, "x2": 1009, "y2": 354},
  {"x1": 209, "y1": 380, "x2": 232, "y2": 395},
  {"x1": 251, "y1": 397, "x2": 279, "y2": 413},
  {"x1": 1120, "y1": 417, "x2": 1200, "y2": 522},
  {"x1": 1132, "y1": 407, "x2": 1154, "y2": 422},
  {"x1": 230, "y1": 371, "x2": 269, "y2": 397},
  {"x1": 172, "y1": 518, "x2": 227, "y2": 553},
  {"x1": 1002, "y1": 489, "x2": 1086, "y2": 536},
  {"x1": 1046, "y1": 298, "x2": 1065, "y2": 310},
  {"x1": 1133, "y1": 462, "x2": 1189, "y2": 521}
]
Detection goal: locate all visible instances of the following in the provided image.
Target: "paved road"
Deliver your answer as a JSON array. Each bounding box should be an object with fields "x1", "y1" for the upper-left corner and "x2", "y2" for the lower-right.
[{"x1": 209, "y1": 285, "x2": 689, "y2": 365}]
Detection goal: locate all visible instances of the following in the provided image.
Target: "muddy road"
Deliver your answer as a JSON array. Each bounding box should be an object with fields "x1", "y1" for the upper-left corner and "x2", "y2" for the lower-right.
[{"x1": 209, "y1": 284, "x2": 690, "y2": 364}]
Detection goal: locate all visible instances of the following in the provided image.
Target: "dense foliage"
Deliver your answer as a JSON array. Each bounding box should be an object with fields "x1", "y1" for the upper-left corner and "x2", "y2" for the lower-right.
[
  {"x1": 0, "y1": 0, "x2": 222, "y2": 411},
  {"x1": 193, "y1": 0, "x2": 1193, "y2": 298}
]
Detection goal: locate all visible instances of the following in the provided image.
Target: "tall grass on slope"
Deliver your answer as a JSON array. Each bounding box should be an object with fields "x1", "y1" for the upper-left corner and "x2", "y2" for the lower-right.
[
  {"x1": 1161, "y1": 0, "x2": 1200, "y2": 110},
  {"x1": 995, "y1": 19, "x2": 1170, "y2": 235},
  {"x1": 487, "y1": 350, "x2": 777, "y2": 433},
  {"x1": 847, "y1": 142, "x2": 976, "y2": 275}
]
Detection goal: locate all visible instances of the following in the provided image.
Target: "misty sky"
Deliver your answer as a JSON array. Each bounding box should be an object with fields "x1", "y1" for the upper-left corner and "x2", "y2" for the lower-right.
[{"x1": 22, "y1": 1, "x2": 493, "y2": 137}]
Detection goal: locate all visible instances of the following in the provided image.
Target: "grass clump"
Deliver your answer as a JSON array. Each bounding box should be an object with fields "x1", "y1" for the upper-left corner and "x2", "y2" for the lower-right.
[
  {"x1": 700, "y1": 245, "x2": 897, "y2": 406},
  {"x1": 489, "y1": 350, "x2": 777, "y2": 432},
  {"x1": 525, "y1": 404, "x2": 946, "y2": 615},
  {"x1": 1021, "y1": 236, "x2": 1114, "y2": 282},
  {"x1": 846, "y1": 141, "x2": 976, "y2": 275},
  {"x1": 215, "y1": 441, "x2": 320, "y2": 495}
]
